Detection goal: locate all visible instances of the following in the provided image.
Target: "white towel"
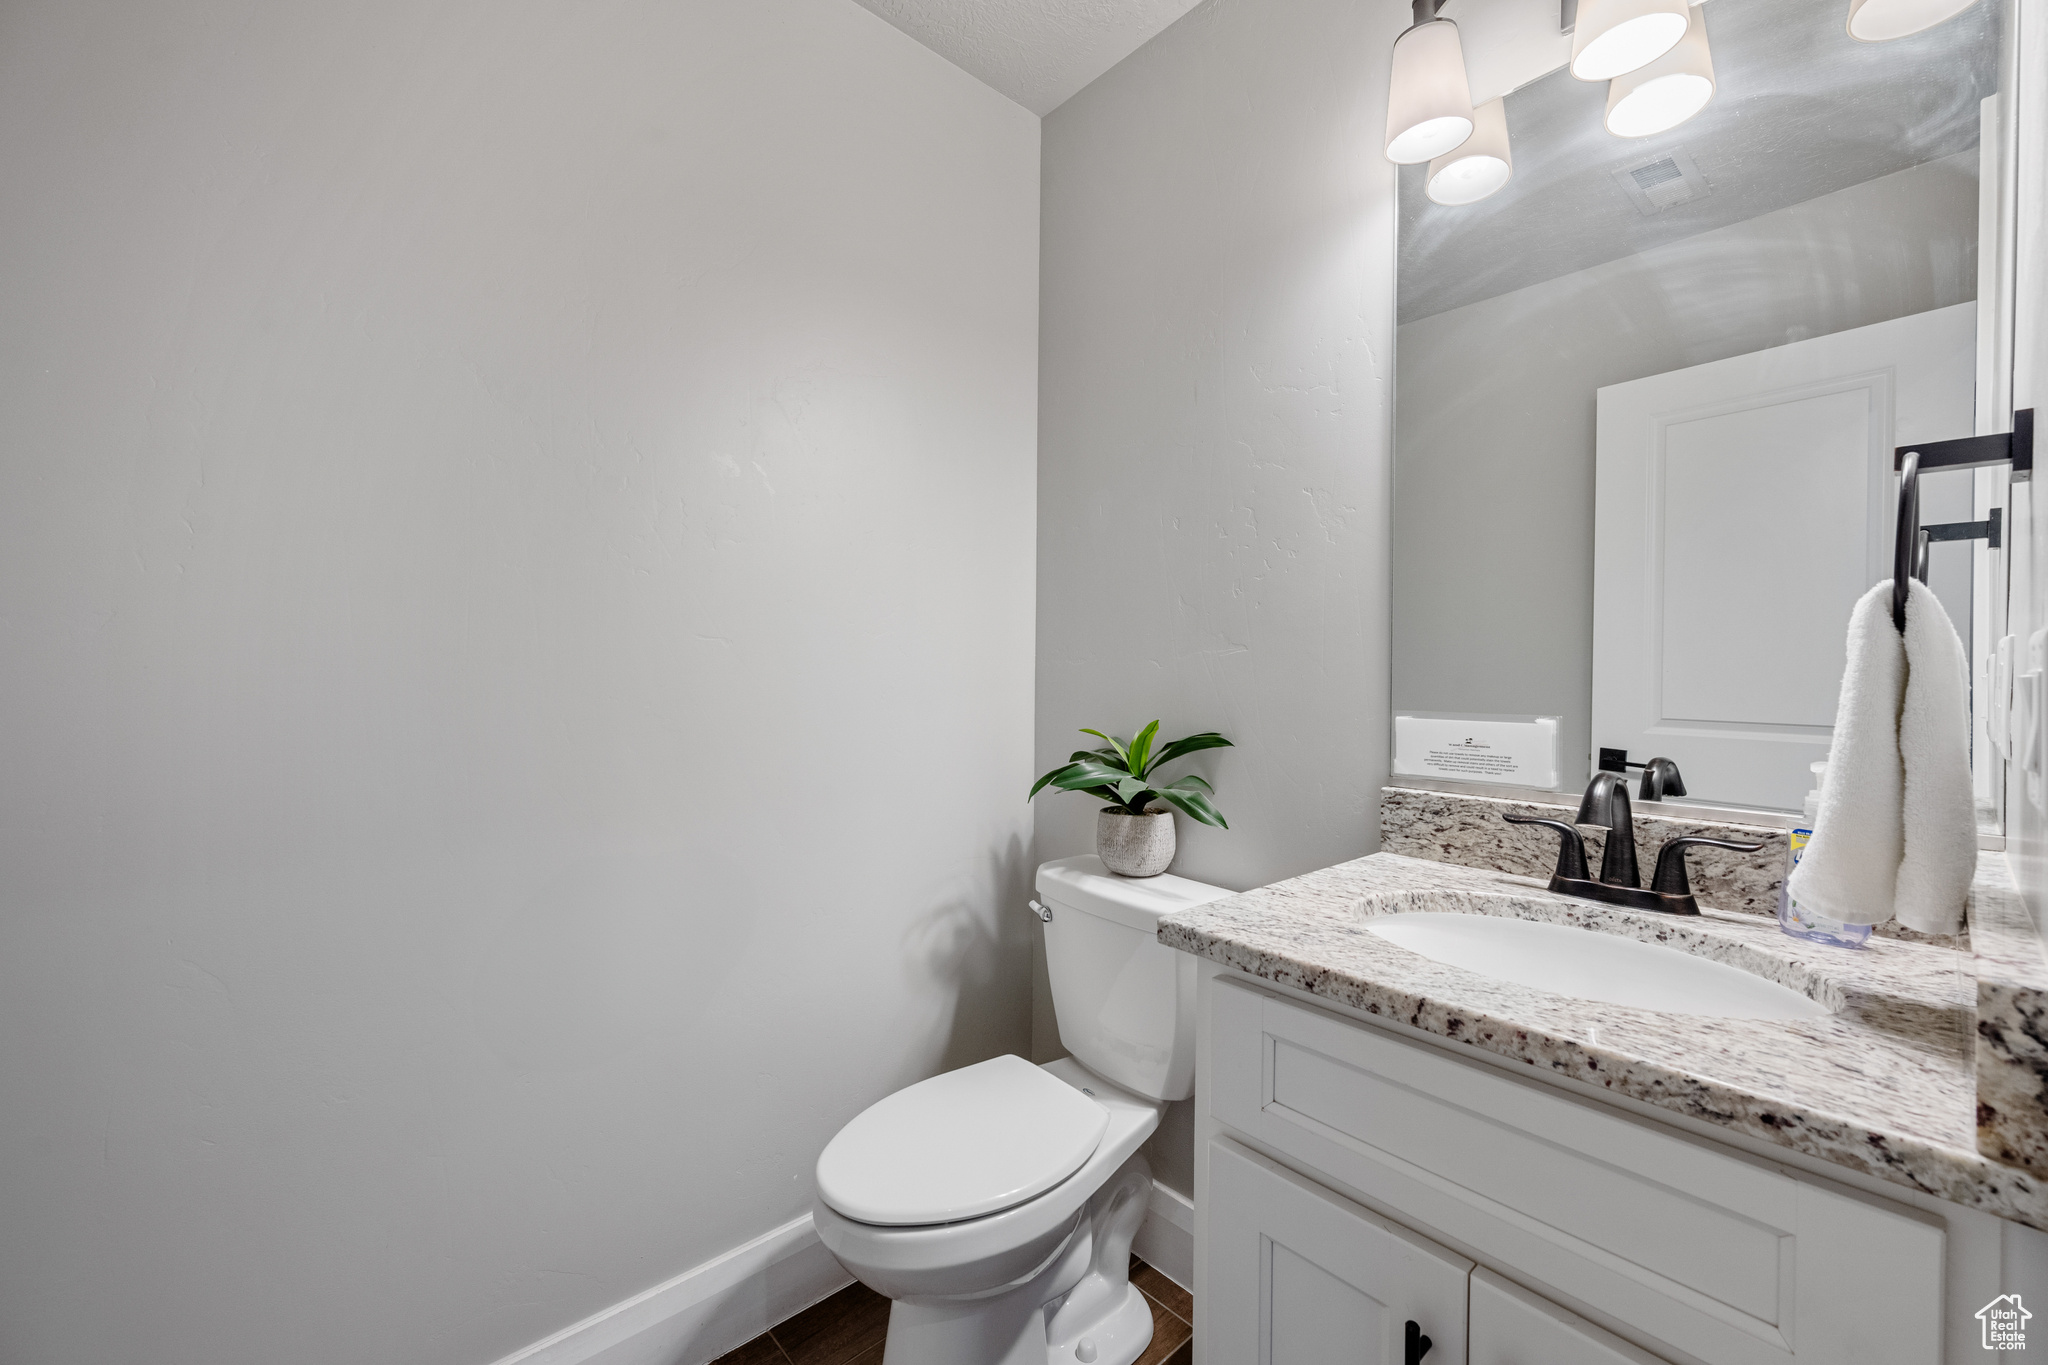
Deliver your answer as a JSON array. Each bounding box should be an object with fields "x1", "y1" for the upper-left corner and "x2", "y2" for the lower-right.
[
  {"x1": 1787, "y1": 581, "x2": 1903, "y2": 926},
  {"x1": 1787, "y1": 578, "x2": 1975, "y2": 934},
  {"x1": 1895, "y1": 578, "x2": 1978, "y2": 933}
]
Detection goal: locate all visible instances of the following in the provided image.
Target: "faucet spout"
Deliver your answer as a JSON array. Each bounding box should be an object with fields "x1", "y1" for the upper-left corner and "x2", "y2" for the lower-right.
[
  {"x1": 1638, "y1": 756, "x2": 1686, "y2": 803},
  {"x1": 1575, "y1": 772, "x2": 1640, "y2": 887}
]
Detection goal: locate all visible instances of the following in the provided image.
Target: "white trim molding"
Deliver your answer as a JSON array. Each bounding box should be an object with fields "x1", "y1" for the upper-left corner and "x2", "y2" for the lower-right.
[
  {"x1": 1133, "y1": 1179, "x2": 1195, "y2": 1292},
  {"x1": 488, "y1": 1213, "x2": 850, "y2": 1365},
  {"x1": 489, "y1": 1185, "x2": 1196, "y2": 1365}
]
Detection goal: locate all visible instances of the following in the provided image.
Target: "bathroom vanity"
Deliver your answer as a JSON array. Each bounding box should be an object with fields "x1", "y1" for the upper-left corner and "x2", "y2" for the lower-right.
[
  {"x1": 1158, "y1": 842, "x2": 2048, "y2": 1365},
  {"x1": 1158, "y1": 0, "x2": 2048, "y2": 1356}
]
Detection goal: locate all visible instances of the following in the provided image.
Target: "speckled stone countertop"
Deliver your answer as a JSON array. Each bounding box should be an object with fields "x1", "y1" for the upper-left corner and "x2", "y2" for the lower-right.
[
  {"x1": 1380, "y1": 784, "x2": 1963, "y2": 945},
  {"x1": 1974, "y1": 857, "x2": 2048, "y2": 1178},
  {"x1": 1158, "y1": 851, "x2": 2048, "y2": 1230},
  {"x1": 1381, "y1": 783, "x2": 1789, "y2": 918}
]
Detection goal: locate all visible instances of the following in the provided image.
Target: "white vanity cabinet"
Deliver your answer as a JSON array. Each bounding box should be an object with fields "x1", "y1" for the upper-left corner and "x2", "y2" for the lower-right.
[
  {"x1": 1196, "y1": 974, "x2": 1952, "y2": 1365},
  {"x1": 1470, "y1": 1269, "x2": 1673, "y2": 1365},
  {"x1": 1207, "y1": 1137, "x2": 1472, "y2": 1363},
  {"x1": 1204, "y1": 1134, "x2": 1670, "y2": 1365},
  {"x1": 1206, "y1": 1137, "x2": 1670, "y2": 1365}
]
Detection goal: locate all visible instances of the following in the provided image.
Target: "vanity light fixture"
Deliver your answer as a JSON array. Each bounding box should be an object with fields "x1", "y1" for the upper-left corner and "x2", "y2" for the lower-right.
[
  {"x1": 1845, "y1": 0, "x2": 1983, "y2": 41},
  {"x1": 1604, "y1": 3, "x2": 1714, "y2": 137},
  {"x1": 1385, "y1": 0, "x2": 1476, "y2": 164},
  {"x1": 1570, "y1": 0, "x2": 1690, "y2": 80},
  {"x1": 1427, "y1": 97, "x2": 1513, "y2": 204}
]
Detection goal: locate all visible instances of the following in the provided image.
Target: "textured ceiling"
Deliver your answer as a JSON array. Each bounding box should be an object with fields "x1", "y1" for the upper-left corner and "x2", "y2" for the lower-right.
[
  {"x1": 847, "y1": 0, "x2": 1204, "y2": 114},
  {"x1": 1399, "y1": 0, "x2": 2000, "y2": 320}
]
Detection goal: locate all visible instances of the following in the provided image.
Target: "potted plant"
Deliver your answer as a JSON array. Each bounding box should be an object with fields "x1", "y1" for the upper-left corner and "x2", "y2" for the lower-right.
[{"x1": 1029, "y1": 721, "x2": 1232, "y2": 877}]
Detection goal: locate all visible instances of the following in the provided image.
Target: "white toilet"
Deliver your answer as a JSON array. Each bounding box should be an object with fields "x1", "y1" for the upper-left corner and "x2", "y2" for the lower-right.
[{"x1": 813, "y1": 855, "x2": 1231, "y2": 1365}]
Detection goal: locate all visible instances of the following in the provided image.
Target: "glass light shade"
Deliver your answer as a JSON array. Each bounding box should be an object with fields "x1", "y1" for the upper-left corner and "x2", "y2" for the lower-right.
[
  {"x1": 1386, "y1": 20, "x2": 1475, "y2": 164},
  {"x1": 1427, "y1": 98, "x2": 1512, "y2": 205},
  {"x1": 1570, "y1": 0, "x2": 1690, "y2": 80},
  {"x1": 1604, "y1": 4, "x2": 1714, "y2": 137},
  {"x1": 1846, "y1": 0, "x2": 1983, "y2": 40}
]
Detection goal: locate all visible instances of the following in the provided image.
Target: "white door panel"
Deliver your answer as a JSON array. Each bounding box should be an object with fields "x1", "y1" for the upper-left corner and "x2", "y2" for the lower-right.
[
  {"x1": 1206, "y1": 1136, "x2": 1471, "y2": 1365},
  {"x1": 1593, "y1": 302, "x2": 1978, "y2": 810},
  {"x1": 1658, "y1": 388, "x2": 1874, "y2": 730}
]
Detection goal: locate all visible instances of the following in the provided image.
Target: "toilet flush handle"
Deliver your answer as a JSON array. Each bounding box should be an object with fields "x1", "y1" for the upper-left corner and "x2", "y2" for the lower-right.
[{"x1": 1027, "y1": 899, "x2": 1053, "y2": 923}]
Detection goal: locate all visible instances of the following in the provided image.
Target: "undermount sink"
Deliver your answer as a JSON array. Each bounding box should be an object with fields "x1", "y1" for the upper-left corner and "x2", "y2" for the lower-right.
[{"x1": 1365, "y1": 911, "x2": 1832, "y2": 1021}]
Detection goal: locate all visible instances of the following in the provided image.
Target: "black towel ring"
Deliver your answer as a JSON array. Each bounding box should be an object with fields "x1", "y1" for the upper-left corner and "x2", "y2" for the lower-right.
[
  {"x1": 1892, "y1": 450, "x2": 1920, "y2": 632},
  {"x1": 1889, "y1": 409, "x2": 2033, "y2": 634}
]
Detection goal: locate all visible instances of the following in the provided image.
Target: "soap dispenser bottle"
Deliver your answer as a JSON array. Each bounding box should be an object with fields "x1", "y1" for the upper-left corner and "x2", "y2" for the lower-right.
[{"x1": 1777, "y1": 761, "x2": 1872, "y2": 948}]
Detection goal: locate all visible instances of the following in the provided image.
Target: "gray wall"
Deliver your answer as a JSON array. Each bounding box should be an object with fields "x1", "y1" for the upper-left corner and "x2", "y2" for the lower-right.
[
  {"x1": 1393, "y1": 153, "x2": 1979, "y2": 790},
  {"x1": 0, "y1": 3, "x2": 1039, "y2": 1363},
  {"x1": 1035, "y1": 0, "x2": 1403, "y2": 1195}
]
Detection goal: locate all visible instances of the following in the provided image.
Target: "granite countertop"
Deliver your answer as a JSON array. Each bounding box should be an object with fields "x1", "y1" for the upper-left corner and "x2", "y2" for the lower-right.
[
  {"x1": 1158, "y1": 851, "x2": 2048, "y2": 1230},
  {"x1": 1974, "y1": 859, "x2": 2048, "y2": 1175}
]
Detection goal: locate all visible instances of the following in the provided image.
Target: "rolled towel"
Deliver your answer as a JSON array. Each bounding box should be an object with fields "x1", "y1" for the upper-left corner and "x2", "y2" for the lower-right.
[
  {"x1": 1787, "y1": 578, "x2": 1974, "y2": 934},
  {"x1": 1895, "y1": 578, "x2": 1976, "y2": 934},
  {"x1": 1787, "y1": 581, "x2": 1903, "y2": 926}
]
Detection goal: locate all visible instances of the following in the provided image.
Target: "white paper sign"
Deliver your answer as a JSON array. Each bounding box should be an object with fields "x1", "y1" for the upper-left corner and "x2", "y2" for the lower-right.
[{"x1": 1393, "y1": 714, "x2": 1560, "y2": 790}]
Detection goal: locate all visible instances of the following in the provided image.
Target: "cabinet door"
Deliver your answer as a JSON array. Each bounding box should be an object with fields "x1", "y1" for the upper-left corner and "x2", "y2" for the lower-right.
[
  {"x1": 1470, "y1": 1270, "x2": 1668, "y2": 1365},
  {"x1": 1207, "y1": 1137, "x2": 1472, "y2": 1364}
]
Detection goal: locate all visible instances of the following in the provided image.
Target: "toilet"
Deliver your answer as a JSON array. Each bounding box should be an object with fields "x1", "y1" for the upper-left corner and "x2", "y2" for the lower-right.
[{"x1": 812, "y1": 855, "x2": 1232, "y2": 1365}]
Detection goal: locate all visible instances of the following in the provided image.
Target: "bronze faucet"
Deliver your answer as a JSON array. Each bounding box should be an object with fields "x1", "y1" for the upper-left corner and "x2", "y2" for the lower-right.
[{"x1": 1501, "y1": 766, "x2": 1762, "y2": 916}]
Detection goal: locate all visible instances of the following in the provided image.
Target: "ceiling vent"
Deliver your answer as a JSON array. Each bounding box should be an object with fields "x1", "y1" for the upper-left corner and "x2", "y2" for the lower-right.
[{"x1": 1611, "y1": 146, "x2": 1711, "y2": 215}]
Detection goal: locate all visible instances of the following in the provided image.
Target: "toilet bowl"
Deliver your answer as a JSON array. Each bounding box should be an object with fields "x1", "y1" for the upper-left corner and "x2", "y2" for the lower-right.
[{"x1": 812, "y1": 856, "x2": 1233, "y2": 1365}]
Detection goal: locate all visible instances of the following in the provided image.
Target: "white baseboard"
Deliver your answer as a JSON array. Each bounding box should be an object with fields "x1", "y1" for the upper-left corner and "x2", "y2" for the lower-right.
[
  {"x1": 1133, "y1": 1180, "x2": 1194, "y2": 1292},
  {"x1": 488, "y1": 1182, "x2": 1195, "y2": 1365},
  {"x1": 488, "y1": 1213, "x2": 851, "y2": 1365}
]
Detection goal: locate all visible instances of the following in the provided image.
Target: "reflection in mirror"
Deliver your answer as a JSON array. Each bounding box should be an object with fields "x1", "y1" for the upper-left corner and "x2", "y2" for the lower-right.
[{"x1": 1391, "y1": 0, "x2": 2014, "y2": 822}]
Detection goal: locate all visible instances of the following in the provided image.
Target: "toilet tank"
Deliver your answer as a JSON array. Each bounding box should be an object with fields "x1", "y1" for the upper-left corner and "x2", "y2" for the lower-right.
[{"x1": 1035, "y1": 855, "x2": 1234, "y2": 1102}]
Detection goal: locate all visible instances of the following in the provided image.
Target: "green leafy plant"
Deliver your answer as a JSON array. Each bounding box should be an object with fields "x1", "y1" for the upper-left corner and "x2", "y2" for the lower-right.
[{"x1": 1029, "y1": 722, "x2": 1233, "y2": 827}]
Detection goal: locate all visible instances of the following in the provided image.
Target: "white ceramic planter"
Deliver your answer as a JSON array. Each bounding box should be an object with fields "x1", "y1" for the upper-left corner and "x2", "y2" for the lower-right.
[{"x1": 1097, "y1": 807, "x2": 1176, "y2": 877}]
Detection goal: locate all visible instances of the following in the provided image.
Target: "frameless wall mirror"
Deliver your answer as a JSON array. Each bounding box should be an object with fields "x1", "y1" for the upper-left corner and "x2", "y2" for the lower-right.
[{"x1": 1391, "y1": 0, "x2": 2018, "y2": 827}]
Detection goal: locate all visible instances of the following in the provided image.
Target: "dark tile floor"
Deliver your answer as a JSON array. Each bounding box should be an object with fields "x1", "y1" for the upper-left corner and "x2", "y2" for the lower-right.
[{"x1": 711, "y1": 1255, "x2": 1193, "y2": 1365}]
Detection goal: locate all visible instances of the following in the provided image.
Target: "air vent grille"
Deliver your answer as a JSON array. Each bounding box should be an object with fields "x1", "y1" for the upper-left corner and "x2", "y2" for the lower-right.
[
  {"x1": 1630, "y1": 159, "x2": 1685, "y2": 190},
  {"x1": 1611, "y1": 147, "x2": 1711, "y2": 215}
]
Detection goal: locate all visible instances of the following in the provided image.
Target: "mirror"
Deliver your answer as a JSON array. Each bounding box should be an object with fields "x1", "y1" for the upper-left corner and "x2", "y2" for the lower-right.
[{"x1": 1391, "y1": 0, "x2": 2016, "y2": 820}]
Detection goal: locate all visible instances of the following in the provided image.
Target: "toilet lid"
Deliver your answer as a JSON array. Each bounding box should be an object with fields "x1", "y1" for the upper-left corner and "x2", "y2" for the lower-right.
[{"x1": 816, "y1": 1055, "x2": 1108, "y2": 1226}]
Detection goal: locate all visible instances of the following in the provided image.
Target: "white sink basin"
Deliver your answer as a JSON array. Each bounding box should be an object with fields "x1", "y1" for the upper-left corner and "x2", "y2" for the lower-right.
[{"x1": 1365, "y1": 912, "x2": 1831, "y2": 1020}]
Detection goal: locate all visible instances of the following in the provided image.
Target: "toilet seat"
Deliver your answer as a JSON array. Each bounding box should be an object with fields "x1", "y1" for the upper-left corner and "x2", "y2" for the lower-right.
[
  {"x1": 813, "y1": 1057, "x2": 1163, "y2": 1308},
  {"x1": 816, "y1": 1055, "x2": 1109, "y2": 1226}
]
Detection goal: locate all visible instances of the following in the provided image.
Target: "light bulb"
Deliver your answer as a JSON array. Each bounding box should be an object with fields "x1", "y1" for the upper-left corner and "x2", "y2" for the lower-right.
[
  {"x1": 1605, "y1": 4, "x2": 1714, "y2": 137},
  {"x1": 1386, "y1": 19, "x2": 1475, "y2": 164},
  {"x1": 1846, "y1": 0, "x2": 1983, "y2": 40},
  {"x1": 1571, "y1": 0, "x2": 1690, "y2": 81},
  {"x1": 1427, "y1": 98, "x2": 1512, "y2": 205}
]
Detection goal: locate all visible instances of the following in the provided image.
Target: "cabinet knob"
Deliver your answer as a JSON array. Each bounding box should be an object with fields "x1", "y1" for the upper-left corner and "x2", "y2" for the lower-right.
[{"x1": 1404, "y1": 1319, "x2": 1433, "y2": 1365}]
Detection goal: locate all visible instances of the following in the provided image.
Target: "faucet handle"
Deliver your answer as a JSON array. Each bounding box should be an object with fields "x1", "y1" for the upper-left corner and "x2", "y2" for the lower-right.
[
  {"x1": 1650, "y1": 836, "x2": 1767, "y2": 898},
  {"x1": 1503, "y1": 814, "x2": 1590, "y2": 883}
]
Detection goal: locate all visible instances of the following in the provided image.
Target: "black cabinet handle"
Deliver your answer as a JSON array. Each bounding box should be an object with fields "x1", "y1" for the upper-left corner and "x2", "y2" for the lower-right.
[{"x1": 1405, "y1": 1319, "x2": 1433, "y2": 1365}]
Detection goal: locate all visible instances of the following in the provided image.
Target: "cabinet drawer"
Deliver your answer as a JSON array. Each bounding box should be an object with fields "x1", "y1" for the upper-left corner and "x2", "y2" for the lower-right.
[{"x1": 1207, "y1": 975, "x2": 1943, "y2": 1365}]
